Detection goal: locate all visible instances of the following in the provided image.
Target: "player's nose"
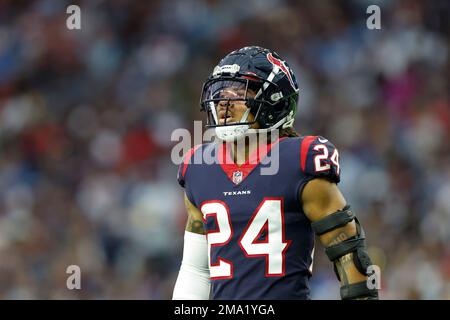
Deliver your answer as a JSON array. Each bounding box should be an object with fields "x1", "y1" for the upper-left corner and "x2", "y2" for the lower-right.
[{"x1": 218, "y1": 100, "x2": 234, "y2": 110}]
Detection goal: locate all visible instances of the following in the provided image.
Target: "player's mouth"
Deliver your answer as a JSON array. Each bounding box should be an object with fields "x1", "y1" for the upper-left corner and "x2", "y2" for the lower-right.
[{"x1": 218, "y1": 111, "x2": 235, "y2": 124}]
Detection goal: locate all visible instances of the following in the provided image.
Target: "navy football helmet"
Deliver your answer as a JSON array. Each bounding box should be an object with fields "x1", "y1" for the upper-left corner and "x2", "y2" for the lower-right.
[{"x1": 200, "y1": 46, "x2": 299, "y2": 141}]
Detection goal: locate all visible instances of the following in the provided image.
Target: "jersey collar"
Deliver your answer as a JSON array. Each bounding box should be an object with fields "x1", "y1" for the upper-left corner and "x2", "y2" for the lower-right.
[{"x1": 218, "y1": 136, "x2": 286, "y2": 185}]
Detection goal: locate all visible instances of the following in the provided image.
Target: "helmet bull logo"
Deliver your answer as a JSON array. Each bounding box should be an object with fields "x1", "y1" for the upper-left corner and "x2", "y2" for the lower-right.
[{"x1": 266, "y1": 53, "x2": 296, "y2": 90}]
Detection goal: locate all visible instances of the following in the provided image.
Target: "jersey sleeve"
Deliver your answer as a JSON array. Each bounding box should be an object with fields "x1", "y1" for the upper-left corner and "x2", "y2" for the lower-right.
[{"x1": 300, "y1": 135, "x2": 341, "y2": 184}]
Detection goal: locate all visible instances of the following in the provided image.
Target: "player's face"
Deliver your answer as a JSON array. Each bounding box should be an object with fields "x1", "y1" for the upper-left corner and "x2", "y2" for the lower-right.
[{"x1": 216, "y1": 86, "x2": 259, "y2": 129}]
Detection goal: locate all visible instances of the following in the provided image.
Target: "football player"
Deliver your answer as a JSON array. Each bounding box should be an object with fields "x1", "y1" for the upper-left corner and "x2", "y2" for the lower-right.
[{"x1": 172, "y1": 46, "x2": 379, "y2": 300}]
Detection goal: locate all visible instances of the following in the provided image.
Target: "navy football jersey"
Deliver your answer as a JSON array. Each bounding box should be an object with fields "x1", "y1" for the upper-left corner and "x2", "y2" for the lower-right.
[{"x1": 177, "y1": 135, "x2": 340, "y2": 300}]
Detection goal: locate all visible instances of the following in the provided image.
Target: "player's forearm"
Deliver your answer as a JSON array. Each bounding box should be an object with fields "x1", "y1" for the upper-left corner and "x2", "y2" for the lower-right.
[
  {"x1": 319, "y1": 222, "x2": 367, "y2": 285},
  {"x1": 311, "y1": 205, "x2": 379, "y2": 299},
  {"x1": 173, "y1": 231, "x2": 211, "y2": 300},
  {"x1": 321, "y1": 226, "x2": 369, "y2": 295},
  {"x1": 173, "y1": 263, "x2": 210, "y2": 300}
]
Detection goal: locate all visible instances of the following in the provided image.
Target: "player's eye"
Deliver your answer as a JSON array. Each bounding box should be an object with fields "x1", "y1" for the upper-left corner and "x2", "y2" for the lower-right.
[
  {"x1": 208, "y1": 81, "x2": 247, "y2": 100},
  {"x1": 218, "y1": 89, "x2": 246, "y2": 99}
]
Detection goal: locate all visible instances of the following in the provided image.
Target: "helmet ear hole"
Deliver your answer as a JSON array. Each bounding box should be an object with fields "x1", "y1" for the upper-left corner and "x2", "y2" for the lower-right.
[{"x1": 245, "y1": 99, "x2": 259, "y2": 113}]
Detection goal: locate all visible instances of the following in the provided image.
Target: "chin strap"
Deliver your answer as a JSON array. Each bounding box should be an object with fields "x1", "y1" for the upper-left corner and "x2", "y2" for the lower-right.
[{"x1": 215, "y1": 124, "x2": 250, "y2": 142}]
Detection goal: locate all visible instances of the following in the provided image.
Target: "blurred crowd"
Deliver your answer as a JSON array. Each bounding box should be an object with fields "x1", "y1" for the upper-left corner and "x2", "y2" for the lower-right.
[{"x1": 0, "y1": 0, "x2": 448, "y2": 299}]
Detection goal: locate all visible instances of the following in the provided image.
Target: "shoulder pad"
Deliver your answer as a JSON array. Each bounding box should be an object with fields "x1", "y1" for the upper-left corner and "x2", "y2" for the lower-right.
[{"x1": 177, "y1": 144, "x2": 203, "y2": 188}]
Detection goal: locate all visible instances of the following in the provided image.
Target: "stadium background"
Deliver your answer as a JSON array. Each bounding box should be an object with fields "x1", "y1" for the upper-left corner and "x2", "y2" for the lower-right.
[{"x1": 0, "y1": 0, "x2": 448, "y2": 299}]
